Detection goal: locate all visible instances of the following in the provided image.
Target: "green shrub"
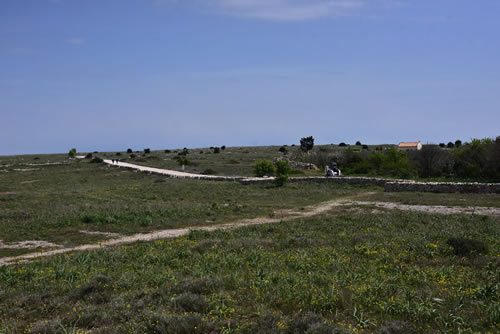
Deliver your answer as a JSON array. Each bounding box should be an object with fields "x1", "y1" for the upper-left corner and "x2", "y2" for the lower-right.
[
  {"x1": 77, "y1": 275, "x2": 113, "y2": 304},
  {"x1": 144, "y1": 148, "x2": 151, "y2": 154},
  {"x1": 221, "y1": 145, "x2": 226, "y2": 150},
  {"x1": 201, "y1": 169, "x2": 217, "y2": 175},
  {"x1": 254, "y1": 160, "x2": 276, "y2": 177},
  {"x1": 127, "y1": 148, "x2": 133, "y2": 153},
  {"x1": 85, "y1": 153, "x2": 92, "y2": 159},
  {"x1": 279, "y1": 146, "x2": 288, "y2": 154},
  {"x1": 275, "y1": 160, "x2": 291, "y2": 186},
  {"x1": 213, "y1": 147, "x2": 220, "y2": 154},
  {"x1": 172, "y1": 292, "x2": 208, "y2": 313},
  {"x1": 447, "y1": 237, "x2": 488, "y2": 256},
  {"x1": 150, "y1": 313, "x2": 207, "y2": 334},
  {"x1": 356, "y1": 141, "x2": 362, "y2": 146},
  {"x1": 68, "y1": 148, "x2": 77, "y2": 157},
  {"x1": 339, "y1": 142, "x2": 347, "y2": 147}
]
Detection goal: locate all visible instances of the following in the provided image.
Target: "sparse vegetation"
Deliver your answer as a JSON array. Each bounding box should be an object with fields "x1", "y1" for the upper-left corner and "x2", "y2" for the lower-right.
[{"x1": 0, "y1": 208, "x2": 497, "y2": 332}]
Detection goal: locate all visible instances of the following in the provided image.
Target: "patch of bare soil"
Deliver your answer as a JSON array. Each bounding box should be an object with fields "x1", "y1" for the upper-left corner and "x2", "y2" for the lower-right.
[
  {"x1": 2, "y1": 194, "x2": 498, "y2": 266},
  {"x1": 20, "y1": 180, "x2": 40, "y2": 184},
  {"x1": 348, "y1": 201, "x2": 500, "y2": 216},
  {"x1": 0, "y1": 240, "x2": 62, "y2": 250},
  {"x1": 79, "y1": 230, "x2": 121, "y2": 238},
  {"x1": 0, "y1": 192, "x2": 16, "y2": 195}
]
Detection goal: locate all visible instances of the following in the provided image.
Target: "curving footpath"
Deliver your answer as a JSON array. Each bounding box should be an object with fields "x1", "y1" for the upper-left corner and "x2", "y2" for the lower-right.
[{"x1": 103, "y1": 159, "x2": 267, "y2": 182}]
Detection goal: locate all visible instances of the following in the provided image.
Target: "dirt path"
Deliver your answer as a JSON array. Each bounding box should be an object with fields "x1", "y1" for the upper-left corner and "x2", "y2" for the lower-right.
[
  {"x1": 1, "y1": 198, "x2": 499, "y2": 266},
  {"x1": 103, "y1": 159, "x2": 253, "y2": 181}
]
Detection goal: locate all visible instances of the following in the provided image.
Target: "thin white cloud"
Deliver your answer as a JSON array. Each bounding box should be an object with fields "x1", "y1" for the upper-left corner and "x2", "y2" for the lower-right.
[
  {"x1": 206, "y1": 0, "x2": 365, "y2": 21},
  {"x1": 67, "y1": 38, "x2": 85, "y2": 46}
]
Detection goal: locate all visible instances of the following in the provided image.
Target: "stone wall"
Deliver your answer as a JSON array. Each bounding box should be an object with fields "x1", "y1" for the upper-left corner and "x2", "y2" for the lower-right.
[
  {"x1": 384, "y1": 181, "x2": 500, "y2": 194},
  {"x1": 239, "y1": 176, "x2": 500, "y2": 194}
]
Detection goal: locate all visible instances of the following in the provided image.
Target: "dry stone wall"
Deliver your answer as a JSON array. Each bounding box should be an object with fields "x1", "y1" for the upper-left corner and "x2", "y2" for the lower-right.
[{"x1": 239, "y1": 176, "x2": 500, "y2": 194}]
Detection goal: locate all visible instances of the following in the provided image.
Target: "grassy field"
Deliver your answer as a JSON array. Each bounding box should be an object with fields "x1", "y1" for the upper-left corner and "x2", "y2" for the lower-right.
[
  {"x1": 1, "y1": 208, "x2": 498, "y2": 333},
  {"x1": 0, "y1": 157, "x2": 369, "y2": 251},
  {"x1": 1, "y1": 149, "x2": 499, "y2": 333}
]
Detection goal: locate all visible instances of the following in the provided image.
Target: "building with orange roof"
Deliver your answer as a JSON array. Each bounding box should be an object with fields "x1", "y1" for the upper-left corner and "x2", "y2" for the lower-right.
[{"x1": 398, "y1": 141, "x2": 422, "y2": 151}]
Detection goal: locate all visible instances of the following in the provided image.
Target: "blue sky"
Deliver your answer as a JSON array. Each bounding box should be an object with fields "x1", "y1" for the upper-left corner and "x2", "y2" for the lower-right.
[{"x1": 1, "y1": 0, "x2": 499, "y2": 155}]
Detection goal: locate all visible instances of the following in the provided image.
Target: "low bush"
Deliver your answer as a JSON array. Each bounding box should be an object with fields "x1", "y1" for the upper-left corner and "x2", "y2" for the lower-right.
[
  {"x1": 149, "y1": 313, "x2": 210, "y2": 334},
  {"x1": 339, "y1": 142, "x2": 347, "y2": 147},
  {"x1": 85, "y1": 153, "x2": 93, "y2": 159},
  {"x1": 68, "y1": 148, "x2": 77, "y2": 157},
  {"x1": 172, "y1": 292, "x2": 208, "y2": 313},
  {"x1": 447, "y1": 237, "x2": 488, "y2": 256},
  {"x1": 201, "y1": 169, "x2": 217, "y2": 175},
  {"x1": 279, "y1": 146, "x2": 288, "y2": 154},
  {"x1": 76, "y1": 275, "x2": 113, "y2": 304},
  {"x1": 127, "y1": 148, "x2": 133, "y2": 153},
  {"x1": 144, "y1": 148, "x2": 151, "y2": 154},
  {"x1": 254, "y1": 160, "x2": 276, "y2": 177},
  {"x1": 213, "y1": 147, "x2": 220, "y2": 154}
]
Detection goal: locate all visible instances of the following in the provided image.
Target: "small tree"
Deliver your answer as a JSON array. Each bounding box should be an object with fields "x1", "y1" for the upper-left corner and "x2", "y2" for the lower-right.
[
  {"x1": 279, "y1": 146, "x2": 288, "y2": 154},
  {"x1": 127, "y1": 148, "x2": 133, "y2": 153},
  {"x1": 439, "y1": 143, "x2": 446, "y2": 148},
  {"x1": 144, "y1": 148, "x2": 151, "y2": 154},
  {"x1": 455, "y1": 140, "x2": 462, "y2": 148},
  {"x1": 176, "y1": 156, "x2": 189, "y2": 171},
  {"x1": 274, "y1": 160, "x2": 291, "y2": 186},
  {"x1": 447, "y1": 142, "x2": 455, "y2": 148},
  {"x1": 221, "y1": 145, "x2": 226, "y2": 150},
  {"x1": 254, "y1": 160, "x2": 276, "y2": 177},
  {"x1": 339, "y1": 142, "x2": 347, "y2": 147},
  {"x1": 355, "y1": 141, "x2": 362, "y2": 146},
  {"x1": 68, "y1": 148, "x2": 77, "y2": 157},
  {"x1": 300, "y1": 136, "x2": 314, "y2": 152},
  {"x1": 213, "y1": 147, "x2": 220, "y2": 154}
]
